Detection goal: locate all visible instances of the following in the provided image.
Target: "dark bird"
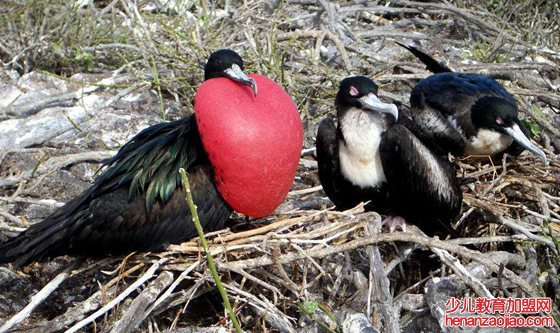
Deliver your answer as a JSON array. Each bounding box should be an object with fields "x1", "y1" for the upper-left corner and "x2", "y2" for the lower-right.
[
  {"x1": 0, "y1": 49, "x2": 302, "y2": 267},
  {"x1": 316, "y1": 76, "x2": 462, "y2": 236},
  {"x1": 398, "y1": 43, "x2": 547, "y2": 164}
]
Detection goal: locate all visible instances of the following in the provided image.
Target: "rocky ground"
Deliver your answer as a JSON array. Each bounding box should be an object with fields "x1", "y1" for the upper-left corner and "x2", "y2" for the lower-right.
[{"x1": 0, "y1": 0, "x2": 559, "y2": 332}]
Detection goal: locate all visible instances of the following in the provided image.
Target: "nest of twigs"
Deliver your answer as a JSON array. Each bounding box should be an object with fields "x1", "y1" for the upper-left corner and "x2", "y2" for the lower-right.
[{"x1": 1, "y1": 155, "x2": 559, "y2": 332}]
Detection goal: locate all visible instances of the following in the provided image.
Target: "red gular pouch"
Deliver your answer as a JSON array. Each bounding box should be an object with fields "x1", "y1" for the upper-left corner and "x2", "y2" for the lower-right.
[{"x1": 194, "y1": 74, "x2": 303, "y2": 217}]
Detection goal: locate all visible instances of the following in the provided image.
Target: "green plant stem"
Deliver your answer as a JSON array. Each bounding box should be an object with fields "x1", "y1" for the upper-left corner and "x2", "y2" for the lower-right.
[{"x1": 179, "y1": 168, "x2": 242, "y2": 333}]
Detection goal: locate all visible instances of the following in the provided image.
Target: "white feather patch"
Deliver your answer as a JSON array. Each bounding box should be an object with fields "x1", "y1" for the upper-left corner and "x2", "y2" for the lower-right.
[
  {"x1": 338, "y1": 108, "x2": 387, "y2": 188},
  {"x1": 410, "y1": 137, "x2": 454, "y2": 203},
  {"x1": 446, "y1": 115, "x2": 467, "y2": 139},
  {"x1": 464, "y1": 129, "x2": 513, "y2": 156},
  {"x1": 414, "y1": 108, "x2": 453, "y2": 135}
]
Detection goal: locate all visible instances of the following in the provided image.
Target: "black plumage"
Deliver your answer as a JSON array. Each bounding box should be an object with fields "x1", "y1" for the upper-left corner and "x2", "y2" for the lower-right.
[
  {"x1": 0, "y1": 49, "x2": 256, "y2": 267},
  {"x1": 399, "y1": 43, "x2": 547, "y2": 164},
  {"x1": 396, "y1": 42, "x2": 452, "y2": 74},
  {"x1": 316, "y1": 76, "x2": 462, "y2": 236}
]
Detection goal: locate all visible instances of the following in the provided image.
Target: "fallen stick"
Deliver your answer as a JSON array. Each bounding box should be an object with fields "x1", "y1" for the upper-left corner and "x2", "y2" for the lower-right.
[
  {"x1": 0, "y1": 267, "x2": 72, "y2": 333},
  {"x1": 65, "y1": 258, "x2": 165, "y2": 333},
  {"x1": 109, "y1": 270, "x2": 174, "y2": 333},
  {"x1": 220, "y1": 232, "x2": 536, "y2": 296}
]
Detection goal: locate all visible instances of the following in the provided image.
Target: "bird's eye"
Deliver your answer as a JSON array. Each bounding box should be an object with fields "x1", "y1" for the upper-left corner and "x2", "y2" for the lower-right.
[
  {"x1": 496, "y1": 117, "x2": 504, "y2": 125},
  {"x1": 349, "y1": 86, "x2": 359, "y2": 97}
]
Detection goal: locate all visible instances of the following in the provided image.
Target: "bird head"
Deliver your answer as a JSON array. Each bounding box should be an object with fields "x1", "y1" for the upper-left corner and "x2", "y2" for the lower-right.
[
  {"x1": 335, "y1": 76, "x2": 398, "y2": 122},
  {"x1": 204, "y1": 49, "x2": 257, "y2": 96},
  {"x1": 471, "y1": 96, "x2": 547, "y2": 164}
]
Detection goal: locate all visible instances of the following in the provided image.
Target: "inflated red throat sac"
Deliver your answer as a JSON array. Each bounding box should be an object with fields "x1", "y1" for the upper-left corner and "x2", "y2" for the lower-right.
[{"x1": 194, "y1": 74, "x2": 303, "y2": 217}]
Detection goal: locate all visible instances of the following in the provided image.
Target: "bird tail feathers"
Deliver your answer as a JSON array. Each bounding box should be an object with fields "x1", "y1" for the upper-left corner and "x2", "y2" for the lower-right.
[
  {"x1": 0, "y1": 201, "x2": 84, "y2": 267},
  {"x1": 396, "y1": 42, "x2": 453, "y2": 74}
]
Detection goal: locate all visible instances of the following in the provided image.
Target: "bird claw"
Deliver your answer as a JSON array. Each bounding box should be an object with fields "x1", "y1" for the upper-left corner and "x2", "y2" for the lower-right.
[{"x1": 382, "y1": 216, "x2": 407, "y2": 233}]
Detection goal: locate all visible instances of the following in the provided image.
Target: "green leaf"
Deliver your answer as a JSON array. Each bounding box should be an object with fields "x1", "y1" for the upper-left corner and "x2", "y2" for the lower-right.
[
  {"x1": 299, "y1": 300, "x2": 319, "y2": 315},
  {"x1": 520, "y1": 117, "x2": 542, "y2": 137},
  {"x1": 74, "y1": 51, "x2": 94, "y2": 72},
  {"x1": 532, "y1": 105, "x2": 544, "y2": 118}
]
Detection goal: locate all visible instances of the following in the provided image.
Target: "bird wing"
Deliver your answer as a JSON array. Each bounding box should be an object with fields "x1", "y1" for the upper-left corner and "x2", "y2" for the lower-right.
[
  {"x1": 0, "y1": 116, "x2": 232, "y2": 266},
  {"x1": 399, "y1": 42, "x2": 515, "y2": 104},
  {"x1": 412, "y1": 73, "x2": 516, "y2": 117},
  {"x1": 380, "y1": 124, "x2": 462, "y2": 236},
  {"x1": 96, "y1": 117, "x2": 203, "y2": 211},
  {"x1": 396, "y1": 115, "x2": 449, "y2": 156},
  {"x1": 316, "y1": 117, "x2": 343, "y2": 206}
]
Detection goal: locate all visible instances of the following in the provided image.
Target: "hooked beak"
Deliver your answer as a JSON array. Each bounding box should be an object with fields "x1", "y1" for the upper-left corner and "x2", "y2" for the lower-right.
[
  {"x1": 504, "y1": 123, "x2": 548, "y2": 165},
  {"x1": 224, "y1": 63, "x2": 257, "y2": 96},
  {"x1": 359, "y1": 93, "x2": 399, "y2": 121}
]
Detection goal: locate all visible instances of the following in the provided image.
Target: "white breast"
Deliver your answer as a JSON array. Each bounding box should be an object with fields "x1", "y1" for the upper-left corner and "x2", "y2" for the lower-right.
[
  {"x1": 338, "y1": 108, "x2": 387, "y2": 188},
  {"x1": 465, "y1": 129, "x2": 513, "y2": 156}
]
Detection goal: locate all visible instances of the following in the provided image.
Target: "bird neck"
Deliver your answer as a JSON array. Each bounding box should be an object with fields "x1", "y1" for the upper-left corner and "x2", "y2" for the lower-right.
[{"x1": 204, "y1": 72, "x2": 225, "y2": 81}]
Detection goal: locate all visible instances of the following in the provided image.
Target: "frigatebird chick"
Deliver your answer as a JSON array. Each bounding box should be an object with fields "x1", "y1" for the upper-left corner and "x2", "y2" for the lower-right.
[
  {"x1": 316, "y1": 76, "x2": 462, "y2": 236},
  {"x1": 398, "y1": 43, "x2": 547, "y2": 164},
  {"x1": 0, "y1": 50, "x2": 256, "y2": 267}
]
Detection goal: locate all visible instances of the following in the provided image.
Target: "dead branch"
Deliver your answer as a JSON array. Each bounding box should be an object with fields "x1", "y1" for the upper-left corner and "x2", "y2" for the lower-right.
[
  {"x1": 276, "y1": 30, "x2": 352, "y2": 72},
  {"x1": 66, "y1": 259, "x2": 166, "y2": 333},
  {"x1": 109, "y1": 270, "x2": 174, "y2": 333},
  {"x1": 0, "y1": 267, "x2": 72, "y2": 333},
  {"x1": 366, "y1": 220, "x2": 400, "y2": 333}
]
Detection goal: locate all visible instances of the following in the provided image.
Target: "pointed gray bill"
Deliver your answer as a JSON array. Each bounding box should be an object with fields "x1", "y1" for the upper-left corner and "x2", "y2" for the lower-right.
[
  {"x1": 504, "y1": 124, "x2": 548, "y2": 165},
  {"x1": 359, "y1": 93, "x2": 399, "y2": 121},
  {"x1": 224, "y1": 63, "x2": 257, "y2": 96}
]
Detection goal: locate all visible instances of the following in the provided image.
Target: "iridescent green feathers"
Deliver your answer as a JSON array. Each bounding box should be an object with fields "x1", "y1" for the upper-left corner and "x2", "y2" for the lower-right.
[{"x1": 98, "y1": 115, "x2": 205, "y2": 212}]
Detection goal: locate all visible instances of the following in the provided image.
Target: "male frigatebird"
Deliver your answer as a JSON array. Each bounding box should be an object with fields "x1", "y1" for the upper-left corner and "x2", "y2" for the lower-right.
[
  {"x1": 0, "y1": 49, "x2": 303, "y2": 267},
  {"x1": 398, "y1": 43, "x2": 547, "y2": 164},
  {"x1": 316, "y1": 76, "x2": 462, "y2": 236}
]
